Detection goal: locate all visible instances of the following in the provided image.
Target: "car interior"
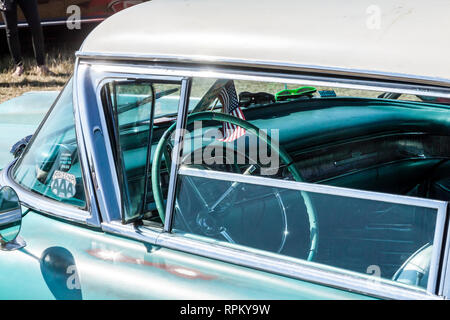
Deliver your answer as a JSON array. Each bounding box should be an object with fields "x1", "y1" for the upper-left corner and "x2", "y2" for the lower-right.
[{"x1": 98, "y1": 79, "x2": 450, "y2": 288}]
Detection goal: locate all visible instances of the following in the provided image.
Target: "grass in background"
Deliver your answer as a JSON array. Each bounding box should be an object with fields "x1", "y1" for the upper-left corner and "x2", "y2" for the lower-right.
[{"x1": 0, "y1": 48, "x2": 74, "y2": 103}]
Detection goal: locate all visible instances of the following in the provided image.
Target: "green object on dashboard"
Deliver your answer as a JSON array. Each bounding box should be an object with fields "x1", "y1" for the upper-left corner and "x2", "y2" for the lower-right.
[{"x1": 275, "y1": 86, "x2": 317, "y2": 101}]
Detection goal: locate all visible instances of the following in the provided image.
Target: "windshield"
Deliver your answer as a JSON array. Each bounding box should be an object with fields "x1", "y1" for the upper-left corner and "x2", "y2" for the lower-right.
[{"x1": 12, "y1": 79, "x2": 87, "y2": 208}]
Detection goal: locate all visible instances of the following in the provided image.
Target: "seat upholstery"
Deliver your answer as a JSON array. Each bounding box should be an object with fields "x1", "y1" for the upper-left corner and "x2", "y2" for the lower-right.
[{"x1": 392, "y1": 243, "x2": 432, "y2": 288}]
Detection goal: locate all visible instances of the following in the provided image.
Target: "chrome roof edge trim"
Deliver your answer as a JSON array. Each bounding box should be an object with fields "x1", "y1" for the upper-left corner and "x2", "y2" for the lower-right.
[
  {"x1": 75, "y1": 51, "x2": 450, "y2": 89},
  {"x1": 77, "y1": 60, "x2": 450, "y2": 99},
  {"x1": 179, "y1": 167, "x2": 449, "y2": 295},
  {"x1": 0, "y1": 161, "x2": 95, "y2": 226},
  {"x1": 100, "y1": 220, "x2": 441, "y2": 300},
  {"x1": 156, "y1": 232, "x2": 441, "y2": 300}
]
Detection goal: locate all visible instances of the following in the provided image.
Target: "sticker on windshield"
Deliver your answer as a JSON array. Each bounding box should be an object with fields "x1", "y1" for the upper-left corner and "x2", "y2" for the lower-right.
[
  {"x1": 59, "y1": 152, "x2": 73, "y2": 172},
  {"x1": 51, "y1": 170, "x2": 77, "y2": 199}
]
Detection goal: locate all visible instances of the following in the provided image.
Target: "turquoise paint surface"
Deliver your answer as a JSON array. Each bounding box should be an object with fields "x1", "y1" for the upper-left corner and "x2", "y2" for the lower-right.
[
  {"x1": 0, "y1": 211, "x2": 374, "y2": 299},
  {"x1": 0, "y1": 91, "x2": 58, "y2": 169}
]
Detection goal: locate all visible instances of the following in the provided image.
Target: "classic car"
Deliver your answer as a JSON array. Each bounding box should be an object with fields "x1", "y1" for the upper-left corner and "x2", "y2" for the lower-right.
[
  {"x1": 0, "y1": 0, "x2": 449, "y2": 300},
  {"x1": 0, "y1": 0, "x2": 148, "y2": 28}
]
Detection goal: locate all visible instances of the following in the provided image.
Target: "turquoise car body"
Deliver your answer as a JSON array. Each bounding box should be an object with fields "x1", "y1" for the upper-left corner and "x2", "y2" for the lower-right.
[
  {"x1": 0, "y1": 91, "x2": 373, "y2": 299},
  {"x1": 0, "y1": 206, "x2": 372, "y2": 299},
  {"x1": 0, "y1": 0, "x2": 449, "y2": 300},
  {"x1": 1, "y1": 88, "x2": 448, "y2": 299}
]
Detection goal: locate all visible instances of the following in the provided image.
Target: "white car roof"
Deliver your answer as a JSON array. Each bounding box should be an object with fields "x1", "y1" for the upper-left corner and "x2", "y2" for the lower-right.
[{"x1": 79, "y1": 0, "x2": 450, "y2": 86}]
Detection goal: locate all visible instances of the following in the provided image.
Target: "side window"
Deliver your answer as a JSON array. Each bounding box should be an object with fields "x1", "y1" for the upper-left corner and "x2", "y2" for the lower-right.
[
  {"x1": 173, "y1": 170, "x2": 441, "y2": 289},
  {"x1": 156, "y1": 77, "x2": 448, "y2": 291},
  {"x1": 100, "y1": 80, "x2": 182, "y2": 223},
  {"x1": 13, "y1": 79, "x2": 87, "y2": 208}
]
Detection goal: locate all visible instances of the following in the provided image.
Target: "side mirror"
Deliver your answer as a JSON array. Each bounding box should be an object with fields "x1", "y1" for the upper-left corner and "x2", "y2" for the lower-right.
[{"x1": 0, "y1": 186, "x2": 25, "y2": 250}]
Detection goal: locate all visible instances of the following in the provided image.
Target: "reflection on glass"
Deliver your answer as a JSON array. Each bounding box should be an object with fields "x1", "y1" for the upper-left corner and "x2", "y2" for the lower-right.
[
  {"x1": 173, "y1": 173, "x2": 439, "y2": 289},
  {"x1": 0, "y1": 186, "x2": 21, "y2": 243},
  {"x1": 13, "y1": 79, "x2": 86, "y2": 208},
  {"x1": 101, "y1": 81, "x2": 182, "y2": 222}
]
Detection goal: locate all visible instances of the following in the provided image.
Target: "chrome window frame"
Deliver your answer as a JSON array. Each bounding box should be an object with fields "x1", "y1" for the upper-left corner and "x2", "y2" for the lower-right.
[
  {"x1": 0, "y1": 74, "x2": 100, "y2": 227},
  {"x1": 77, "y1": 57, "x2": 450, "y2": 299},
  {"x1": 163, "y1": 78, "x2": 191, "y2": 232},
  {"x1": 77, "y1": 62, "x2": 185, "y2": 224},
  {"x1": 175, "y1": 167, "x2": 448, "y2": 295}
]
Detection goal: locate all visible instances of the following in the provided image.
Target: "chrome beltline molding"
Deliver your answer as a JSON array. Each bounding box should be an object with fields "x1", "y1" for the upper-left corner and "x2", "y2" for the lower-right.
[
  {"x1": 75, "y1": 51, "x2": 450, "y2": 90},
  {"x1": 101, "y1": 220, "x2": 442, "y2": 300}
]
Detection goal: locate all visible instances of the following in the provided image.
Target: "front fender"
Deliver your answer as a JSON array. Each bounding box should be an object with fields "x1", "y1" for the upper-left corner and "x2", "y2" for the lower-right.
[{"x1": 0, "y1": 91, "x2": 58, "y2": 169}]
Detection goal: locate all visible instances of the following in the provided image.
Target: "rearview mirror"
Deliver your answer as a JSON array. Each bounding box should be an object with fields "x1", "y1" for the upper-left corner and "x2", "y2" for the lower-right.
[{"x1": 0, "y1": 186, "x2": 25, "y2": 250}]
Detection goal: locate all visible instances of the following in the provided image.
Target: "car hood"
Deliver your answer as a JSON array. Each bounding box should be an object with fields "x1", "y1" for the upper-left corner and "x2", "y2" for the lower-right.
[{"x1": 0, "y1": 91, "x2": 58, "y2": 170}]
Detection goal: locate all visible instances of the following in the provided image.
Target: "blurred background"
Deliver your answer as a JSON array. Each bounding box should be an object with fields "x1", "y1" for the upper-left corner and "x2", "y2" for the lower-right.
[{"x1": 0, "y1": 0, "x2": 148, "y2": 103}]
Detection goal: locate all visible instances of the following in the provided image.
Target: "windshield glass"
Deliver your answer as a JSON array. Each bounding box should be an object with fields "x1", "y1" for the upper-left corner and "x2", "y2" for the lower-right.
[{"x1": 13, "y1": 79, "x2": 86, "y2": 208}]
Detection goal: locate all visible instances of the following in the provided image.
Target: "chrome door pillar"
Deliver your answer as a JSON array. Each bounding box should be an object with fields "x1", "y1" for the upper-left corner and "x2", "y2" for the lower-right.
[{"x1": 74, "y1": 62, "x2": 122, "y2": 224}]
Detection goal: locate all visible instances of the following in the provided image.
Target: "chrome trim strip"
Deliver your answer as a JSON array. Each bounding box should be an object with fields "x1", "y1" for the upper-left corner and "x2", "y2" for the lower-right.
[
  {"x1": 156, "y1": 232, "x2": 440, "y2": 300},
  {"x1": 100, "y1": 220, "x2": 441, "y2": 300},
  {"x1": 179, "y1": 167, "x2": 448, "y2": 210},
  {"x1": 75, "y1": 64, "x2": 123, "y2": 224},
  {"x1": 178, "y1": 167, "x2": 448, "y2": 295},
  {"x1": 78, "y1": 60, "x2": 450, "y2": 99},
  {"x1": 439, "y1": 205, "x2": 450, "y2": 297},
  {"x1": 102, "y1": 221, "x2": 160, "y2": 244},
  {"x1": 429, "y1": 203, "x2": 448, "y2": 294},
  {"x1": 73, "y1": 58, "x2": 102, "y2": 227},
  {"x1": 0, "y1": 161, "x2": 91, "y2": 225},
  {"x1": 163, "y1": 78, "x2": 191, "y2": 232},
  {"x1": 75, "y1": 51, "x2": 450, "y2": 89}
]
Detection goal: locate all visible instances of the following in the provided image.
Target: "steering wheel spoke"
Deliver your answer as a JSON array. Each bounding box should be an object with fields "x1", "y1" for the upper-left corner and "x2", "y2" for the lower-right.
[
  {"x1": 220, "y1": 228, "x2": 237, "y2": 244},
  {"x1": 184, "y1": 175, "x2": 212, "y2": 211}
]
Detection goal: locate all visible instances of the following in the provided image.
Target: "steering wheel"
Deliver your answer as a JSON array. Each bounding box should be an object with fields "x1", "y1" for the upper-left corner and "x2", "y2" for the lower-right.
[
  {"x1": 178, "y1": 147, "x2": 291, "y2": 254},
  {"x1": 151, "y1": 111, "x2": 319, "y2": 261}
]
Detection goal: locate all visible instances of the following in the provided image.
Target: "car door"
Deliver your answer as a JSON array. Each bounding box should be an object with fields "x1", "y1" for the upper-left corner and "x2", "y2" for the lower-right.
[{"x1": 0, "y1": 70, "x2": 371, "y2": 300}]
